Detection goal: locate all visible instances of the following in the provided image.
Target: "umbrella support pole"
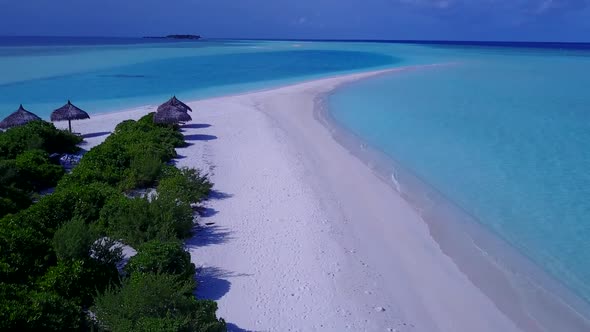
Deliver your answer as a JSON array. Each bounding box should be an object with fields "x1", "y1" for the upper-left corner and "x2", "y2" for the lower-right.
[{"x1": 68, "y1": 120, "x2": 72, "y2": 133}]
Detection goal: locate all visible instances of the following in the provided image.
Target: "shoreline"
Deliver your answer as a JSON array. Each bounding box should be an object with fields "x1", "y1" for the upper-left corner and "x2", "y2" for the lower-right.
[
  {"x1": 53, "y1": 67, "x2": 590, "y2": 331},
  {"x1": 316, "y1": 79, "x2": 590, "y2": 331}
]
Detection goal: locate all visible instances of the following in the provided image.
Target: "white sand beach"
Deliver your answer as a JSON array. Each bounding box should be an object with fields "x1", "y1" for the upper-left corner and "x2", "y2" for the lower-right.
[{"x1": 60, "y1": 69, "x2": 524, "y2": 332}]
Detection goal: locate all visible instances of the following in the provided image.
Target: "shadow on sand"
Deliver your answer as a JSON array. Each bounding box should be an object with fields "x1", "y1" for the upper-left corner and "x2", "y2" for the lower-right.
[
  {"x1": 184, "y1": 134, "x2": 218, "y2": 141},
  {"x1": 82, "y1": 131, "x2": 111, "y2": 139},
  {"x1": 209, "y1": 190, "x2": 233, "y2": 200},
  {"x1": 186, "y1": 224, "x2": 233, "y2": 247},
  {"x1": 168, "y1": 155, "x2": 187, "y2": 166},
  {"x1": 196, "y1": 266, "x2": 251, "y2": 301},
  {"x1": 225, "y1": 322, "x2": 253, "y2": 332},
  {"x1": 198, "y1": 207, "x2": 218, "y2": 218},
  {"x1": 189, "y1": 188, "x2": 249, "y2": 329},
  {"x1": 183, "y1": 123, "x2": 212, "y2": 129}
]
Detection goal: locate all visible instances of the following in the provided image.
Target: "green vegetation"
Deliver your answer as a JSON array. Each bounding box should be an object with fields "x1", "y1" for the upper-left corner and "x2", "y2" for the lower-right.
[
  {"x1": 0, "y1": 114, "x2": 224, "y2": 331},
  {"x1": 158, "y1": 166, "x2": 213, "y2": 204},
  {"x1": 93, "y1": 273, "x2": 224, "y2": 332},
  {"x1": 53, "y1": 216, "x2": 95, "y2": 261},
  {"x1": 0, "y1": 120, "x2": 81, "y2": 217},
  {"x1": 60, "y1": 114, "x2": 184, "y2": 191},
  {"x1": 126, "y1": 240, "x2": 196, "y2": 282},
  {"x1": 97, "y1": 193, "x2": 194, "y2": 248},
  {"x1": 0, "y1": 120, "x2": 81, "y2": 159},
  {"x1": 15, "y1": 149, "x2": 65, "y2": 191}
]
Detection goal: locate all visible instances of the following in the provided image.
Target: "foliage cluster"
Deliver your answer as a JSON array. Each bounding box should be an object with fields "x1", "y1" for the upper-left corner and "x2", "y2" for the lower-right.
[
  {"x1": 97, "y1": 193, "x2": 194, "y2": 248},
  {"x1": 125, "y1": 240, "x2": 196, "y2": 282},
  {"x1": 0, "y1": 120, "x2": 81, "y2": 159},
  {"x1": 94, "y1": 273, "x2": 224, "y2": 332},
  {"x1": 60, "y1": 114, "x2": 185, "y2": 190},
  {"x1": 159, "y1": 166, "x2": 213, "y2": 204},
  {"x1": 0, "y1": 114, "x2": 222, "y2": 331},
  {"x1": 0, "y1": 121, "x2": 81, "y2": 217}
]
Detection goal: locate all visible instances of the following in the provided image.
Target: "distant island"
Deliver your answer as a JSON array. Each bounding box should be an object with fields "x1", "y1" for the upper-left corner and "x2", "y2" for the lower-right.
[{"x1": 143, "y1": 34, "x2": 201, "y2": 40}]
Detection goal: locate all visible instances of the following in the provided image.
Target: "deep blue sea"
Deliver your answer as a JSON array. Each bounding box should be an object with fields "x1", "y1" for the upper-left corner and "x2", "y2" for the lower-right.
[{"x1": 3, "y1": 37, "x2": 590, "y2": 325}]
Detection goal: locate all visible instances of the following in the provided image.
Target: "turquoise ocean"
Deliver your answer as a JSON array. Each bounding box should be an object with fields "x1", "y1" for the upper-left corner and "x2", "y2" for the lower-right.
[{"x1": 2, "y1": 37, "x2": 590, "y2": 325}]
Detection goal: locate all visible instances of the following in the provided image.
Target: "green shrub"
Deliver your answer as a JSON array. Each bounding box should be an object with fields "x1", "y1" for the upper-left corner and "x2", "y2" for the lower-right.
[
  {"x1": 0, "y1": 252, "x2": 120, "y2": 329},
  {"x1": 0, "y1": 156, "x2": 32, "y2": 218},
  {"x1": 59, "y1": 182, "x2": 120, "y2": 222},
  {"x1": 37, "y1": 259, "x2": 86, "y2": 302},
  {"x1": 122, "y1": 152, "x2": 163, "y2": 189},
  {"x1": 89, "y1": 237, "x2": 123, "y2": 267},
  {"x1": 59, "y1": 140, "x2": 129, "y2": 188},
  {"x1": 0, "y1": 120, "x2": 81, "y2": 159},
  {"x1": 0, "y1": 159, "x2": 30, "y2": 208},
  {"x1": 158, "y1": 167, "x2": 212, "y2": 205},
  {"x1": 3, "y1": 182, "x2": 119, "y2": 237},
  {"x1": 0, "y1": 283, "x2": 30, "y2": 330},
  {"x1": 42, "y1": 237, "x2": 121, "y2": 308},
  {"x1": 53, "y1": 217, "x2": 95, "y2": 261},
  {"x1": 0, "y1": 121, "x2": 80, "y2": 217},
  {"x1": 127, "y1": 113, "x2": 185, "y2": 152},
  {"x1": 99, "y1": 194, "x2": 193, "y2": 248},
  {"x1": 126, "y1": 240, "x2": 195, "y2": 282},
  {"x1": 38, "y1": 255, "x2": 120, "y2": 308},
  {"x1": 0, "y1": 183, "x2": 31, "y2": 218},
  {"x1": 15, "y1": 149, "x2": 64, "y2": 191},
  {"x1": 0, "y1": 158, "x2": 18, "y2": 183},
  {"x1": 0, "y1": 283, "x2": 83, "y2": 331},
  {"x1": 0, "y1": 220, "x2": 54, "y2": 284},
  {"x1": 93, "y1": 273, "x2": 225, "y2": 332},
  {"x1": 152, "y1": 194, "x2": 194, "y2": 239},
  {"x1": 0, "y1": 191, "x2": 98, "y2": 284},
  {"x1": 0, "y1": 182, "x2": 119, "y2": 283},
  {"x1": 99, "y1": 196, "x2": 174, "y2": 247},
  {"x1": 6, "y1": 195, "x2": 72, "y2": 237},
  {"x1": 62, "y1": 114, "x2": 184, "y2": 190}
]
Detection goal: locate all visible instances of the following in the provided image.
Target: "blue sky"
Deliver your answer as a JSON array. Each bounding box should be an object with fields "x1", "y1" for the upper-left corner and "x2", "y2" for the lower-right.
[{"x1": 0, "y1": 0, "x2": 589, "y2": 41}]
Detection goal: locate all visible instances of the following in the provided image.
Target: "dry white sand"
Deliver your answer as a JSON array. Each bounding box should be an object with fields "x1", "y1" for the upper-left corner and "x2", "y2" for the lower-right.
[{"x1": 60, "y1": 69, "x2": 523, "y2": 332}]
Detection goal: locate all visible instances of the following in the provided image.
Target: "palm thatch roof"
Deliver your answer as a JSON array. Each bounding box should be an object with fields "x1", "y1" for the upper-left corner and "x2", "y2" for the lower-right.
[
  {"x1": 0, "y1": 105, "x2": 42, "y2": 129},
  {"x1": 51, "y1": 100, "x2": 90, "y2": 122},
  {"x1": 153, "y1": 108, "x2": 192, "y2": 124},
  {"x1": 157, "y1": 96, "x2": 192, "y2": 113},
  {"x1": 51, "y1": 100, "x2": 90, "y2": 132}
]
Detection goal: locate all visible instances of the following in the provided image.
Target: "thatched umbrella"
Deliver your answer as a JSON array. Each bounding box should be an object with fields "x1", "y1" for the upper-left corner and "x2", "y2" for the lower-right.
[
  {"x1": 0, "y1": 105, "x2": 42, "y2": 129},
  {"x1": 157, "y1": 96, "x2": 192, "y2": 114},
  {"x1": 51, "y1": 100, "x2": 90, "y2": 133},
  {"x1": 153, "y1": 108, "x2": 192, "y2": 124}
]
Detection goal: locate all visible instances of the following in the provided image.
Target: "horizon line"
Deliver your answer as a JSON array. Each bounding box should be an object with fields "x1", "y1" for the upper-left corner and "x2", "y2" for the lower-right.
[{"x1": 0, "y1": 35, "x2": 589, "y2": 45}]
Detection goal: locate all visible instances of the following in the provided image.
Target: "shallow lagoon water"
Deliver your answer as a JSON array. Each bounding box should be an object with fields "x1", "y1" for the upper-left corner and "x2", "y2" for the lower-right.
[
  {"x1": 329, "y1": 51, "x2": 590, "y2": 308},
  {"x1": 0, "y1": 38, "x2": 429, "y2": 117},
  {"x1": 0, "y1": 49, "x2": 398, "y2": 116}
]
